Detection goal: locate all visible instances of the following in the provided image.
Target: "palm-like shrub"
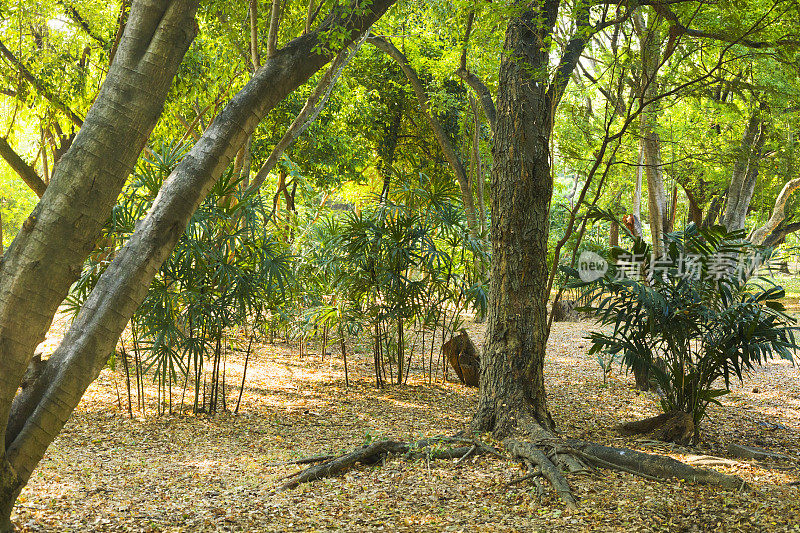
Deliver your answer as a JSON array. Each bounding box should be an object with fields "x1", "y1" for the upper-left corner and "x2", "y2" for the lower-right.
[{"x1": 570, "y1": 224, "x2": 798, "y2": 436}]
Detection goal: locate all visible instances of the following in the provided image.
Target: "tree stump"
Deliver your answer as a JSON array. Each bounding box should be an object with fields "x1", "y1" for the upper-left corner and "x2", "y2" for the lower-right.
[
  {"x1": 551, "y1": 300, "x2": 576, "y2": 322},
  {"x1": 617, "y1": 410, "x2": 695, "y2": 444},
  {"x1": 442, "y1": 330, "x2": 480, "y2": 387}
]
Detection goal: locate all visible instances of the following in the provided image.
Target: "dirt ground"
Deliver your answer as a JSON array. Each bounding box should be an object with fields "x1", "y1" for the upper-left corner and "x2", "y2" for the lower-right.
[{"x1": 10, "y1": 319, "x2": 800, "y2": 532}]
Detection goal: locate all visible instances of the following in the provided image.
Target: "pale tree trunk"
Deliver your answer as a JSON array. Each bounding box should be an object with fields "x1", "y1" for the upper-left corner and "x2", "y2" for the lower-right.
[
  {"x1": 0, "y1": 1, "x2": 200, "y2": 527},
  {"x1": 748, "y1": 177, "x2": 800, "y2": 245},
  {"x1": 631, "y1": 145, "x2": 644, "y2": 237},
  {"x1": 369, "y1": 36, "x2": 479, "y2": 238},
  {"x1": 635, "y1": 11, "x2": 667, "y2": 257},
  {"x1": 721, "y1": 105, "x2": 767, "y2": 231},
  {"x1": 266, "y1": 0, "x2": 282, "y2": 59},
  {"x1": 0, "y1": 0, "x2": 395, "y2": 526},
  {"x1": 469, "y1": 95, "x2": 486, "y2": 233}
]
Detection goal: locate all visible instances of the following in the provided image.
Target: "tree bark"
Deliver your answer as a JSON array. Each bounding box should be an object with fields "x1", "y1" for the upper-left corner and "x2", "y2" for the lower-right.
[
  {"x1": 682, "y1": 183, "x2": 703, "y2": 226},
  {"x1": 0, "y1": 0, "x2": 395, "y2": 523},
  {"x1": 473, "y1": 2, "x2": 565, "y2": 437},
  {"x1": 266, "y1": 0, "x2": 282, "y2": 59},
  {"x1": 721, "y1": 105, "x2": 767, "y2": 231},
  {"x1": 748, "y1": 177, "x2": 800, "y2": 245}
]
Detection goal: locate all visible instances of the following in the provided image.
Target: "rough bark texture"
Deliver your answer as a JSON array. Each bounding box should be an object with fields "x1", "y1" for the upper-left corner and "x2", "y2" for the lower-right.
[
  {"x1": 0, "y1": 0, "x2": 396, "y2": 524},
  {"x1": 472, "y1": 3, "x2": 562, "y2": 437}
]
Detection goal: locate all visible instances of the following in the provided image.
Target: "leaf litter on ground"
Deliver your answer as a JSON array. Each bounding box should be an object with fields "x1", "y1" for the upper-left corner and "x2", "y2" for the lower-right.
[{"x1": 10, "y1": 317, "x2": 800, "y2": 532}]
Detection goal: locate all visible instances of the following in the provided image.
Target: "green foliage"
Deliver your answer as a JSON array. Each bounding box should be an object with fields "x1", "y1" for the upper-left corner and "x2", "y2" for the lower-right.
[
  {"x1": 67, "y1": 140, "x2": 293, "y2": 413},
  {"x1": 569, "y1": 224, "x2": 798, "y2": 435}
]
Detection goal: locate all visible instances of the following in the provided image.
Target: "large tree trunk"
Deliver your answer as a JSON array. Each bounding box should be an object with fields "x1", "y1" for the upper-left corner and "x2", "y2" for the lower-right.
[
  {"x1": 0, "y1": 0, "x2": 395, "y2": 526},
  {"x1": 0, "y1": 2, "x2": 200, "y2": 525},
  {"x1": 721, "y1": 105, "x2": 767, "y2": 231},
  {"x1": 473, "y1": 2, "x2": 566, "y2": 437}
]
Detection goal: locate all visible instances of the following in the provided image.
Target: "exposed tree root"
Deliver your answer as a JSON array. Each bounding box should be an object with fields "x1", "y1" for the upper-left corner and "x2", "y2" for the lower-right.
[
  {"x1": 504, "y1": 439, "x2": 578, "y2": 509},
  {"x1": 280, "y1": 432, "x2": 748, "y2": 506},
  {"x1": 279, "y1": 436, "x2": 498, "y2": 490}
]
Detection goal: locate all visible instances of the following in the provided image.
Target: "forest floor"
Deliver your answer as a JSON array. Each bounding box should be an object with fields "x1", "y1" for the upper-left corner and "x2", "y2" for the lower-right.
[{"x1": 10, "y1": 318, "x2": 800, "y2": 532}]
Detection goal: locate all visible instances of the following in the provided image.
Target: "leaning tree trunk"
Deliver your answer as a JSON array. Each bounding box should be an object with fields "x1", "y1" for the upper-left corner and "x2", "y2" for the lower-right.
[
  {"x1": 748, "y1": 177, "x2": 800, "y2": 245},
  {"x1": 0, "y1": 2, "x2": 199, "y2": 528},
  {"x1": 0, "y1": 0, "x2": 396, "y2": 527},
  {"x1": 721, "y1": 105, "x2": 767, "y2": 231}
]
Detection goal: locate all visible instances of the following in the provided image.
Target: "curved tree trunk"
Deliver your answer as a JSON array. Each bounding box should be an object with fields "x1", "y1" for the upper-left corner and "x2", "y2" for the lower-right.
[
  {"x1": 369, "y1": 36, "x2": 479, "y2": 238},
  {"x1": 748, "y1": 177, "x2": 800, "y2": 245}
]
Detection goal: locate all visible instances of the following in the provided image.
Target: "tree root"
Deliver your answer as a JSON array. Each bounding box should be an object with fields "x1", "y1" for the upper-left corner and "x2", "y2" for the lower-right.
[
  {"x1": 279, "y1": 434, "x2": 748, "y2": 505},
  {"x1": 279, "y1": 436, "x2": 495, "y2": 490},
  {"x1": 505, "y1": 439, "x2": 578, "y2": 509}
]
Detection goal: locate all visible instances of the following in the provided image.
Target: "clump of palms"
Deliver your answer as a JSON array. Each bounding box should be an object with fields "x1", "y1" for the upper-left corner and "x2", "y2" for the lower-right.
[{"x1": 569, "y1": 223, "x2": 798, "y2": 439}]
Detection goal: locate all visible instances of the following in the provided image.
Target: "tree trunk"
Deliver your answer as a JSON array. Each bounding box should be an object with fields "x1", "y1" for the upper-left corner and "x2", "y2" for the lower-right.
[
  {"x1": 0, "y1": 0, "x2": 395, "y2": 524},
  {"x1": 369, "y1": 36, "x2": 479, "y2": 238},
  {"x1": 682, "y1": 183, "x2": 703, "y2": 226},
  {"x1": 721, "y1": 105, "x2": 767, "y2": 231},
  {"x1": 473, "y1": 3, "x2": 565, "y2": 437},
  {"x1": 636, "y1": 12, "x2": 667, "y2": 257},
  {"x1": 631, "y1": 145, "x2": 643, "y2": 237},
  {"x1": 748, "y1": 177, "x2": 800, "y2": 245}
]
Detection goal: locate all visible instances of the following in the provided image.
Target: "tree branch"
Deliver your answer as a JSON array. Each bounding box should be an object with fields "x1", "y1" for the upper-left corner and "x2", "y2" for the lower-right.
[
  {"x1": 0, "y1": 137, "x2": 47, "y2": 198},
  {"x1": 0, "y1": 39, "x2": 84, "y2": 127},
  {"x1": 455, "y1": 68, "x2": 495, "y2": 134}
]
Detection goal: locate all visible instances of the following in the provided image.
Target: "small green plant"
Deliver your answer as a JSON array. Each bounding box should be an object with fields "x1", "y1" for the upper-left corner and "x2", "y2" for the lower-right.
[{"x1": 568, "y1": 224, "x2": 799, "y2": 437}]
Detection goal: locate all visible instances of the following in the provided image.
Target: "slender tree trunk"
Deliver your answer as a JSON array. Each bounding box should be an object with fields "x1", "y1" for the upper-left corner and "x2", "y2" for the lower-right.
[
  {"x1": 369, "y1": 36, "x2": 479, "y2": 238},
  {"x1": 636, "y1": 12, "x2": 667, "y2": 256},
  {"x1": 266, "y1": 0, "x2": 282, "y2": 58},
  {"x1": 631, "y1": 145, "x2": 643, "y2": 237},
  {"x1": 682, "y1": 183, "x2": 703, "y2": 226},
  {"x1": 469, "y1": 96, "x2": 486, "y2": 233}
]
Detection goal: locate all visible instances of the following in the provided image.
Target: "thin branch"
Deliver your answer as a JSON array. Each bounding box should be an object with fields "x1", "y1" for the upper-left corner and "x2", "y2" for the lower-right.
[
  {"x1": 0, "y1": 136, "x2": 47, "y2": 197},
  {"x1": 0, "y1": 39, "x2": 84, "y2": 127}
]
